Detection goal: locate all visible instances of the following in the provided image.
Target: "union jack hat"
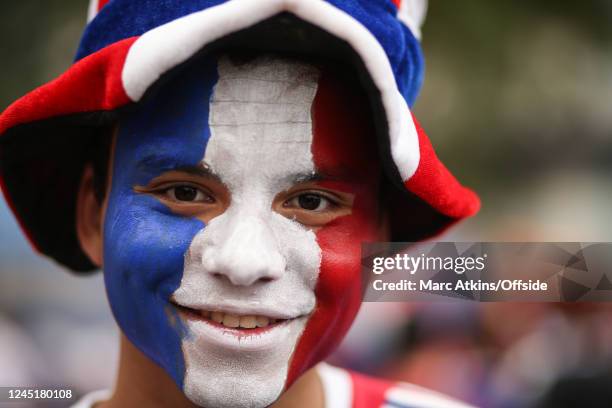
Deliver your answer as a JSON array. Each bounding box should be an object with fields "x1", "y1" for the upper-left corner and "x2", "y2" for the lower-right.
[{"x1": 0, "y1": 0, "x2": 479, "y2": 272}]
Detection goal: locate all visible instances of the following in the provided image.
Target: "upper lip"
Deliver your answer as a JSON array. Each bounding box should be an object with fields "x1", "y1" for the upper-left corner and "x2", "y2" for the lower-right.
[{"x1": 170, "y1": 300, "x2": 309, "y2": 320}]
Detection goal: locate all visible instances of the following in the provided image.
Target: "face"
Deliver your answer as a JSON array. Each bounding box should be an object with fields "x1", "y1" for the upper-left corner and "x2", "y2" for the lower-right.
[{"x1": 102, "y1": 54, "x2": 388, "y2": 408}]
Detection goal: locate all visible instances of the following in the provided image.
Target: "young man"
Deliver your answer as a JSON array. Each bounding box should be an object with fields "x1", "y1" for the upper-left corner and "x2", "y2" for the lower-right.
[{"x1": 0, "y1": 1, "x2": 479, "y2": 407}]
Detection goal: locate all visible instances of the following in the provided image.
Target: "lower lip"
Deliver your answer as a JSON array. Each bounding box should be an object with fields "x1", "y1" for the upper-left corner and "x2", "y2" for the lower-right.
[{"x1": 176, "y1": 307, "x2": 303, "y2": 351}]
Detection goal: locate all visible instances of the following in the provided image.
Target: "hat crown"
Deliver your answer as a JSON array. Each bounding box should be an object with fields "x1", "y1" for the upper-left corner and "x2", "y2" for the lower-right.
[{"x1": 81, "y1": 0, "x2": 427, "y2": 58}]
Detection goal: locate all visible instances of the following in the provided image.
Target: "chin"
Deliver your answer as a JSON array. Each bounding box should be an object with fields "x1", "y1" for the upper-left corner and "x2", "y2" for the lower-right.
[
  {"x1": 180, "y1": 315, "x2": 310, "y2": 408},
  {"x1": 185, "y1": 376, "x2": 281, "y2": 408}
]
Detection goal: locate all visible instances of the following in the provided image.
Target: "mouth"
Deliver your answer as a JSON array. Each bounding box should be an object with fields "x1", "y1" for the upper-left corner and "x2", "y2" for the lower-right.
[
  {"x1": 170, "y1": 301, "x2": 311, "y2": 351},
  {"x1": 175, "y1": 304, "x2": 288, "y2": 332}
]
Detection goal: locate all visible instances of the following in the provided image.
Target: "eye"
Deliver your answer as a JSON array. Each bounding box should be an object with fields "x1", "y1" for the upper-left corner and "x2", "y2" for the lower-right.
[
  {"x1": 164, "y1": 185, "x2": 213, "y2": 203},
  {"x1": 285, "y1": 193, "x2": 334, "y2": 212}
]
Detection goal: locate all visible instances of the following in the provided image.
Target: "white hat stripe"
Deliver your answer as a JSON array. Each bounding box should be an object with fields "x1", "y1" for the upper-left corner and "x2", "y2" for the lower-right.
[
  {"x1": 87, "y1": 0, "x2": 99, "y2": 22},
  {"x1": 397, "y1": 0, "x2": 428, "y2": 41}
]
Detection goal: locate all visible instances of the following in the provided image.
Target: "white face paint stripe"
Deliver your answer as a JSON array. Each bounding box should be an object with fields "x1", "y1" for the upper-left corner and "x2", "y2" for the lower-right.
[
  {"x1": 209, "y1": 59, "x2": 319, "y2": 132},
  {"x1": 173, "y1": 56, "x2": 322, "y2": 408},
  {"x1": 121, "y1": 0, "x2": 420, "y2": 181}
]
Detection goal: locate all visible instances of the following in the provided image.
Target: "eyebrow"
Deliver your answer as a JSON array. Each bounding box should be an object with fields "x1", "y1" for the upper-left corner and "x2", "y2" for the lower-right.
[
  {"x1": 137, "y1": 154, "x2": 223, "y2": 183},
  {"x1": 172, "y1": 163, "x2": 223, "y2": 183}
]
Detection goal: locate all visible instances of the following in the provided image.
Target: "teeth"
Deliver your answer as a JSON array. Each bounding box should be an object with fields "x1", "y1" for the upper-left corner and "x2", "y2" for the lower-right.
[
  {"x1": 223, "y1": 314, "x2": 240, "y2": 328},
  {"x1": 256, "y1": 316, "x2": 270, "y2": 327},
  {"x1": 240, "y1": 316, "x2": 257, "y2": 329},
  {"x1": 205, "y1": 312, "x2": 281, "y2": 329}
]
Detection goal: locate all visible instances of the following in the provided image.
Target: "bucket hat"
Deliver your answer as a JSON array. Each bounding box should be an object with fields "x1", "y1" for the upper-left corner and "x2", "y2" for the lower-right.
[{"x1": 0, "y1": 0, "x2": 479, "y2": 272}]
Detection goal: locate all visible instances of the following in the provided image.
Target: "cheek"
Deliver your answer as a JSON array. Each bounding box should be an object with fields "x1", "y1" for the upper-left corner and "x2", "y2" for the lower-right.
[
  {"x1": 285, "y1": 70, "x2": 385, "y2": 384},
  {"x1": 103, "y1": 192, "x2": 203, "y2": 386},
  {"x1": 287, "y1": 190, "x2": 383, "y2": 385}
]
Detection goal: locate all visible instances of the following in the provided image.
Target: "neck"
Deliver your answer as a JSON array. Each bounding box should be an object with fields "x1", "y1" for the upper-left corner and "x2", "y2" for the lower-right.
[{"x1": 98, "y1": 334, "x2": 324, "y2": 408}]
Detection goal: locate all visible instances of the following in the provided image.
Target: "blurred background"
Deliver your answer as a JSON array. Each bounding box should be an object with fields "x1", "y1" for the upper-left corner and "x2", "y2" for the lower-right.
[{"x1": 1, "y1": 1, "x2": 612, "y2": 407}]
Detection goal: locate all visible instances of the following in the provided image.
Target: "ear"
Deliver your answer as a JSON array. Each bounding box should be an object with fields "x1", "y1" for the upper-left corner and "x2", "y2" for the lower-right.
[{"x1": 76, "y1": 164, "x2": 104, "y2": 268}]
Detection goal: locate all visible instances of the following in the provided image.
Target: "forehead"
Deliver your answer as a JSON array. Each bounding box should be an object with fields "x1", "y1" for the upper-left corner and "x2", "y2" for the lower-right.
[
  {"x1": 204, "y1": 56, "x2": 319, "y2": 189},
  {"x1": 116, "y1": 54, "x2": 378, "y2": 184}
]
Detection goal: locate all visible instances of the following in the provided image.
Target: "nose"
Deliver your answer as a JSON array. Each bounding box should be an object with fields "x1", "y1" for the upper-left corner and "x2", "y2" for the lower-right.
[{"x1": 205, "y1": 214, "x2": 286, "y2": 286}]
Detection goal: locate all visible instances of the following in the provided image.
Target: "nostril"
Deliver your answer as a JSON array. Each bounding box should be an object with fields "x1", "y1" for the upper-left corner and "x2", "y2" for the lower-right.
[{"x1": 209, "y1": 268, "x2": 280, "y2": 287}]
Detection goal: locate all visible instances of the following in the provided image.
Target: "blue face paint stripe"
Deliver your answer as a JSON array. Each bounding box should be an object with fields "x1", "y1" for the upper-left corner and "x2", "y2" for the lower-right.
[{"x1": 103, "y1": 56, "x2": 219, "y2": 388}]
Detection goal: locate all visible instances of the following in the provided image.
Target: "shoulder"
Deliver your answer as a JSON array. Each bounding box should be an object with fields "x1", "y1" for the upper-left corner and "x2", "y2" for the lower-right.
[{"x1": 317, "y1": 364, "x2": 475, "y2": 408}]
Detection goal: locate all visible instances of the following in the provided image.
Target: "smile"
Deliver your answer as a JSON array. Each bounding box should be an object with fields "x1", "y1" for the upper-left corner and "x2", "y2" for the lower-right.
[
  {"x1": 171, "y1": 300, "x2": 310, "y2": 351},
  {"x1": 176, "y1": 305, "x2": 288, "y2": 331}
]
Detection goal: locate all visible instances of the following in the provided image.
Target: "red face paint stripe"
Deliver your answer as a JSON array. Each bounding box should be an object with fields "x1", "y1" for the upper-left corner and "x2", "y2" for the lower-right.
[
  {"x1": 391, "y1": 0, "x2": 401, "y2": 8},
  {"x1": 286, "y1": 69, "x2": 386, "y2": 387}
]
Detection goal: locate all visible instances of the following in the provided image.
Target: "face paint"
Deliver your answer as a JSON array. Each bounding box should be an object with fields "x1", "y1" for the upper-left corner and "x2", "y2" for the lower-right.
[
  {"x1": 103, "y1": 58, "x2": 218, "y2": 385},
  {"x1": 103, "y1": 53, "x2": 386, "y2": 408},
  {"x1": 173, "y1": 57, "x2": 321, "y2": 408},
  {"x1": 288, "y1": 69, "x2": 385, "y2": 384}
]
